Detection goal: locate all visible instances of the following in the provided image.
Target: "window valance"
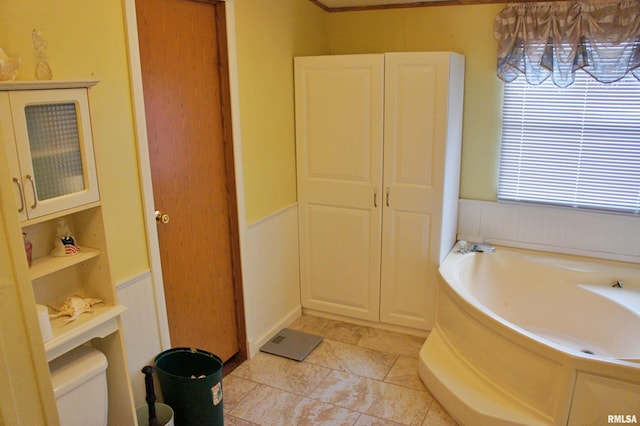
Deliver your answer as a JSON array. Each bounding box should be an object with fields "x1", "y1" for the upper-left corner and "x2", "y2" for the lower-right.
[{"x1": 494, "y1": 0, "x2": 640, "y2": 87}]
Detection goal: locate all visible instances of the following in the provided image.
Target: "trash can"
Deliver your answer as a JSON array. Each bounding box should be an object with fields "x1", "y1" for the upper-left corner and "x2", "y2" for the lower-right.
[
  {"x1": 136, "y1": 403, "x2": 174, "y2": 426},
  {"x1": 155, "y1": 348, "x2": 224, "y2": 426}
]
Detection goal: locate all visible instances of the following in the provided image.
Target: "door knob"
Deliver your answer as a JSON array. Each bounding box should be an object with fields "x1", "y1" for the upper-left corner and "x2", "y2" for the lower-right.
[{"x1": 155, "y1": 210, "x2": 170, "y2": 224}]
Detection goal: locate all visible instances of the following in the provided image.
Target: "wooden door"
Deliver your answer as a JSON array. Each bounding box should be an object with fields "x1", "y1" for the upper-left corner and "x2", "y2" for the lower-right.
[
  {"x1": 135, "y1": 0, "x2": 244, "y2": 362},
  {"x1": 379, "y1": 52, "x2": 460, "y2": 330},
  {"x1": 295, "y1": 55, "x2": 384, "y2": 322}
]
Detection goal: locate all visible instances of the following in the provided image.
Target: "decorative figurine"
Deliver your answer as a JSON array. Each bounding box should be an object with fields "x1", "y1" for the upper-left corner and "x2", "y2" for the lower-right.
[
  {"x1": 32, "y1": 28, "x2": 52, "y2": 80},
  {"x1": 49, "y1": 296, "x2": 103, "y2": 322},
  {"x1": 0, "y1": 48, "x2": 20, "y2": 81},
  {"x1": 51, "y1": 218, "x2": 80, "y2": 257}
]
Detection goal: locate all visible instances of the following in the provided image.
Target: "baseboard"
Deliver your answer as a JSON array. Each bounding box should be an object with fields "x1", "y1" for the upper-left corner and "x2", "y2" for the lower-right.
[{"x1": 301, "y1": 308, "x2": 429, "y2": 339}]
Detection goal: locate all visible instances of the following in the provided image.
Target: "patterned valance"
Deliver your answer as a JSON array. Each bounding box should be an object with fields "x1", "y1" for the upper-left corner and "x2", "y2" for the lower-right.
[{"x1": 494, "y1": 0, "x2": 640, "y2": 87}]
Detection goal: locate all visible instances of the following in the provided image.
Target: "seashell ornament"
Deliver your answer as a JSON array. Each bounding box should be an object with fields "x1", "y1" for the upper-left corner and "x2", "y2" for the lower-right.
[
  {"x1": 49, "y1": 296, "x2": 103, "y2": 323},
  {"x1": 0, "y1": 48, "x2": 20, "y2": 81}
]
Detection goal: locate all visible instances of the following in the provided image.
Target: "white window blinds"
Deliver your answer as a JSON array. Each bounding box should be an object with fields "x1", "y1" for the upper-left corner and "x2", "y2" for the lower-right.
[{"x1": 498, "y1": 71, "x2": 640, "y2": 214}]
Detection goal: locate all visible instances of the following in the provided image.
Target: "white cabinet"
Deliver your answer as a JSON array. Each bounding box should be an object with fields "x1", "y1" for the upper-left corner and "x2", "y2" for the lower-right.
[
  {"x1": 295, "y1": 52, "x2": 464, "y2": 330},
  {"x1": 0, "y1": 81, "x2": 136, "y2": 425},
  {"x1": 1, "y1": 81, "x2": 99, "y2": 222}
]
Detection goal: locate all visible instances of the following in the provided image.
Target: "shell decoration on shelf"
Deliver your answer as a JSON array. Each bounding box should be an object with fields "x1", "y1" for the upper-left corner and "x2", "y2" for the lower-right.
[
  {"x1": 49, "y1": 296, "x2": 103, "y2": 323},
  {"x1": 0, "y1": 48, "x2": 20, "y2": 81}
]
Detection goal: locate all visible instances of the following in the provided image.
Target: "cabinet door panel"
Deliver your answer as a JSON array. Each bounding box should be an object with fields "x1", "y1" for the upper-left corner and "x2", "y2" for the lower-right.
[
  {"x1": 299, "y1": 203, "x2": 380, "y2": 320},
  {"x1": 0, "y1": 93, "x2": 27, "y2": 221},
  {"x1": 380, "y1": 209, "x2": 439, "y2": 328},
  {"x1": 296, "y1": 54, "x2": 384, "y2": 321},
  {"x1": 303, "y1": 70, "x2": 376, "y2": 182},
  {"x1": 10, "y1": 89, "x2": 99, "y2": 219},
  {"x1": 380, "y1": 53, "x2": 451, "y2": 330}
]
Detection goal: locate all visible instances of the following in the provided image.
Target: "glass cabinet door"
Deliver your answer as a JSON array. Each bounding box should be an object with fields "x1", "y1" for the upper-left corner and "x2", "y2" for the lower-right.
[
  {"x1": 25, "y1": 102, "x2": 86, "y2": 201},
  {"x1": 10, "y1": 88, "x2": 99, "y2": 220}
]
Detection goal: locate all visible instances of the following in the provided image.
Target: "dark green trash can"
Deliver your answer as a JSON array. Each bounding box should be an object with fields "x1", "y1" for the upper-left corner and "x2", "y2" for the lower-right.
[{"x1": 155, "y1": 348, "x2": 224, "y2": 426}]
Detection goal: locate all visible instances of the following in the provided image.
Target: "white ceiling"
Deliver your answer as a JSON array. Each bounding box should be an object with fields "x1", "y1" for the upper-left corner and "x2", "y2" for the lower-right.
[{"x1": 314, "y1": 0, "x2": 447, "y2": 10}]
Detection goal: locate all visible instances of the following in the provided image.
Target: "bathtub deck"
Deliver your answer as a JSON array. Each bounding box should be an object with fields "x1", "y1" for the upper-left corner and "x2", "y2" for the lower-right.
[{"x1": 522, "y1": 326, "x2": 612, "y2": 358}]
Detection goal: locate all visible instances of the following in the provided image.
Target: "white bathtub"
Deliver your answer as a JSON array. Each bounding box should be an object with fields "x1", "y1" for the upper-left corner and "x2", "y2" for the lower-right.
[{"x1": 418, "y1": 245, "x2": 640, "y2": 426}]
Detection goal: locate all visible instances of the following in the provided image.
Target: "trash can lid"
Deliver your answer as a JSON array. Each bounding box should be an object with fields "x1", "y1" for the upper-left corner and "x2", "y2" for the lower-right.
[{"x1": 155, "y1": 347, "x2": 223, "y2": 379}]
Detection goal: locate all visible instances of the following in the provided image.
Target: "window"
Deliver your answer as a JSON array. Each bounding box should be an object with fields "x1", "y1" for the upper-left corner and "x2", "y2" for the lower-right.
[{"x1": 498, "y1": 71, "x2": 640, "y2": 214}]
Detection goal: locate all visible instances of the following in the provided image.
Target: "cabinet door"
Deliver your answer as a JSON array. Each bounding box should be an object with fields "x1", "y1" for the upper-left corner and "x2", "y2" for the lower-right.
[
  {"x1": 295, "y1": 54, "x2": 384, "y2": 322},
  {"x1": 380, "y1": 53, "x2": 454, "y2": 330},
  {"x1": 0, "y1": 93, "x2": 27, "y2": 221},
  {"x1": 9, "y1": 89, "x2": 99, "y2": 220}
]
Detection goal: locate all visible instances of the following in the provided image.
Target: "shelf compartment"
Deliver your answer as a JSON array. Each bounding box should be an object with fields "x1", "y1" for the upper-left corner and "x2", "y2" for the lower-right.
[
  {"x1": 44, "y1": 304, "x2": 127, "y2": 362},
  {"x1": 29, "y1": 246, "x2": 100, "y2": 280}
]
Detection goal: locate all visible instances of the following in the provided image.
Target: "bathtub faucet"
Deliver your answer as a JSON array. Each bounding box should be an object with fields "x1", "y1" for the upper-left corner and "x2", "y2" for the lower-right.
[
  {"x1": 456, "y1": 240, "x2": 495, "y2": 254},
  {"x1": 612, "y1": 280, "x2": 624, "y2": 288},
  {"x1": 455, "y1": 240, "x2": 468, "y2": 253},
  {"x1": 467, "y1": 242, "x2": 496, "y2": 253}
]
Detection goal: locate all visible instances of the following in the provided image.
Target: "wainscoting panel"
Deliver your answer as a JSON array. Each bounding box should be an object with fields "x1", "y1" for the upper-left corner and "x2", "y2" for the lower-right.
[
  {"x1": 117, "y1": 202, "x2": 303, "y2": 409},
  {"x1": 458, "y1": 199, "x2": 640, "y2": 263},
  {"x1": 116, "y1": 271, "x2": 163, "y2": 408},
  {"x1": 242, "y1": 203, "x2": 302, "y2": 357}
]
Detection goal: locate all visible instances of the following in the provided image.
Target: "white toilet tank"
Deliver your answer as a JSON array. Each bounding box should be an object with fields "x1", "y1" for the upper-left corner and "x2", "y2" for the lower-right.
[{"x1": 49, "y1": 345, "x2": 108, "y2": 426}]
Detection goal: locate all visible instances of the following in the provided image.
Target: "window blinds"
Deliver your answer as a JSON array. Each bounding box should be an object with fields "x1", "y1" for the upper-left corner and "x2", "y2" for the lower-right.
[{"x1": 498, "y1": 71, "x2": 640, "y2": 214}]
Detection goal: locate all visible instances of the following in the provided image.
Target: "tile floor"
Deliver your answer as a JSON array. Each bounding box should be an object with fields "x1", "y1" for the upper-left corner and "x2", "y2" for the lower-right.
[{"x1": 223, "y1": 315, "x2": 458, "y2": 425}]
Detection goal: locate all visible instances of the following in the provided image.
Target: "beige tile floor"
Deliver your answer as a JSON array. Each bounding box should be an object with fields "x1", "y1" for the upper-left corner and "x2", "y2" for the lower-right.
[{"x1": 223, "y1": 315, "x2": 458, "y2": 425}]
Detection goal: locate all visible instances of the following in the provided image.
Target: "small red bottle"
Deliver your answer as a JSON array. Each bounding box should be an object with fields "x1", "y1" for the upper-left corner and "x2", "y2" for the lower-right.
[{"x1": 23, "y1": 233, "x2": 32, "y2": 267}]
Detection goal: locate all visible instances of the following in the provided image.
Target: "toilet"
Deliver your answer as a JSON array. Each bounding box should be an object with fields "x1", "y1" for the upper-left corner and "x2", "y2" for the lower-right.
[{"x1": 49, "y1": 345, "x2": 108, "y2": 426}]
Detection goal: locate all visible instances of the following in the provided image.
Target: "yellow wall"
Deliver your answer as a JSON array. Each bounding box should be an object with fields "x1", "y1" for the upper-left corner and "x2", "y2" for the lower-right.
[
  {"x1": 234, "y1": 2, "x2": 505, "y2": 220},
  {"x1": 234, "y1": 0, "x2": 328, "y2": 223},
  {"x1": 0, "y1": 0, "x2": 149, "y2": 282},
  {"x1": 327, "y1": 4, "x2": 505, "y2": 201},
  {"x1": 1, "y1": 1, "x2": 505, "y2": 271}
]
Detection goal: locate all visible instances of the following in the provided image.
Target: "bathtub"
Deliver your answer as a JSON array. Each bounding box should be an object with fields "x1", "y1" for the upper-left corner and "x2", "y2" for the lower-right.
[{"x1": 418, "y1": 244, "x2": 640, "y2": 426}]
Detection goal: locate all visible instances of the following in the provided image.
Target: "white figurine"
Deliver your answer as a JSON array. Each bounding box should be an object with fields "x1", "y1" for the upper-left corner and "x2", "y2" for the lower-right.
[
  {"x1": 32, "y1": 28, "x2": 52, "y2": 80},
  {"x1": 51, "y1": 218, "x2": 80, "y2": 257}
]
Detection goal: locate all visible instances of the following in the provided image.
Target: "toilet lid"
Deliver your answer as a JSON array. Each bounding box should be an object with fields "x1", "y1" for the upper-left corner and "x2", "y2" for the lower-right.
[{"x1": 49, "y1": 345, "x2": 108, "y2": 397}]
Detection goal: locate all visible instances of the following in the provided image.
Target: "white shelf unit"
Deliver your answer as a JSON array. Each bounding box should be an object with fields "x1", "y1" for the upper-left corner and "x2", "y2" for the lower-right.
[{"x1": 0, "y1": 81, "x2": 136, "y2": 425}]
